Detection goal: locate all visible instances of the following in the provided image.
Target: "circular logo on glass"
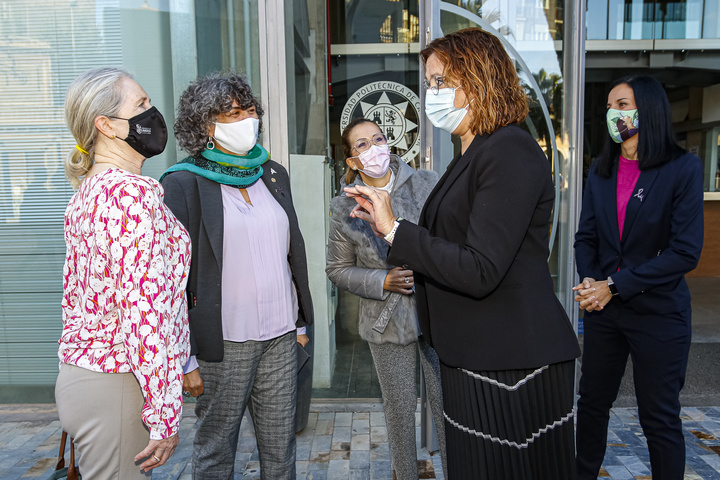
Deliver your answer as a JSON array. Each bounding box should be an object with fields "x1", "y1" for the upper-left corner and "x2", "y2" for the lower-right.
[{"x1": 340, "y1": 81, "x2": 420, "y2": 164}]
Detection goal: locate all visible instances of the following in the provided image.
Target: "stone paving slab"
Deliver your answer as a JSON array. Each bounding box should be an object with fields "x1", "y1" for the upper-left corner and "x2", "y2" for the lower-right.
[{"x1": 2, "y1": 404, "x2": 720, "y2": 479}]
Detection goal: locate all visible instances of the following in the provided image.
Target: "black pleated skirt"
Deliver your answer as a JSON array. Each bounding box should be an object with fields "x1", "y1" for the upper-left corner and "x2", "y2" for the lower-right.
[{"x1": 441, "y1": 359, "x2": 576, "y2": 480}]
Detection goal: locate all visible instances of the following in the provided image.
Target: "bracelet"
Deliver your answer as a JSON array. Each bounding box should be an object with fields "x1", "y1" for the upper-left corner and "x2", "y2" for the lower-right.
[{"x1": 384, "y1": 217, "x2": 402, "y2": 245}]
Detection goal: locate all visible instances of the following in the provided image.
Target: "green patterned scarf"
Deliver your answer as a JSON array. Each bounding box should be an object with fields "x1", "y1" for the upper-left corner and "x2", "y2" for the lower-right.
[{"x1": 161, "y1": 144, "x2": 269, "y2": 187}]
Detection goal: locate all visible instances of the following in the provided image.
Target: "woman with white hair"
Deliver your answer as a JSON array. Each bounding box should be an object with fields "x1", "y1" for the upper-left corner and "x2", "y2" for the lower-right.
[{"x1": 55, "y1": 67, "x2": 191, "y2": 478}]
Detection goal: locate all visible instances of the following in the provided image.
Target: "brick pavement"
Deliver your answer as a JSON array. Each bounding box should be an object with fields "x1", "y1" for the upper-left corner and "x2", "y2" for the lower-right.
[{"x1": 2, "y1": 403, "x2": 720, "y2": 479}]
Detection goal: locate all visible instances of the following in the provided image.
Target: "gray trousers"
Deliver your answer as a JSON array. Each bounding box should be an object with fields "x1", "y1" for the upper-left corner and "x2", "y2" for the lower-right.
[
  {"x1": 369, "y1": 337, "x2": 448, "y2": 480},
  {"x1": 193, "y1": 331, "x2": 297, "y2": 480},
  {"x1": 55, "y1": 363, "x2": 151, "y2": 479}
]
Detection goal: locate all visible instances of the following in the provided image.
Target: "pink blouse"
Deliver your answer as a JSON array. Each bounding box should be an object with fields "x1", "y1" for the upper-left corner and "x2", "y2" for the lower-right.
[
  {"x1": 58, "y1": 168, "x2": 191, "y2": 440},
  {"x1": 617, "y1": 156, "x2": 641, "y2": 239}
]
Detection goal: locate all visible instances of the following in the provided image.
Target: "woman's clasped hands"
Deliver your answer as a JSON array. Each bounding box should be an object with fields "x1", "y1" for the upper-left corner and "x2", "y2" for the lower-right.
[{"x1": 572, "y1": 277, "x2": 613, "y2": 312}]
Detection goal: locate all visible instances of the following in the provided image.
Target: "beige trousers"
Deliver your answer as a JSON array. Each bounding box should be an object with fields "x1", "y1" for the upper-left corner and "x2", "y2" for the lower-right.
[{"x1": 55, "y1": 363, "x2": 151, "y2": 479}]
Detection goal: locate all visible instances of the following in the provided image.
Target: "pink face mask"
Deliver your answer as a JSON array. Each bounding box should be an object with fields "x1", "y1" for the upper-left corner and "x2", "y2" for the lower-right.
[{"x1": 357, "y1": 145, "x2": 390, "y2": 178}]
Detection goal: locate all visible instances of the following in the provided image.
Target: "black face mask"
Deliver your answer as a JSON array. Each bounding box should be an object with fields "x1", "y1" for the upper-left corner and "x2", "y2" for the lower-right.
[{"x1": 112, "y1": 106, "x2": 168, "y2": 158}]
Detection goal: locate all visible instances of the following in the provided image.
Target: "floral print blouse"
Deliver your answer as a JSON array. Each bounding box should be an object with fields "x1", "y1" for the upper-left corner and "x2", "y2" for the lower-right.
[{"x1": 59, "y1": 168, "x2": 191, "y2": 440}]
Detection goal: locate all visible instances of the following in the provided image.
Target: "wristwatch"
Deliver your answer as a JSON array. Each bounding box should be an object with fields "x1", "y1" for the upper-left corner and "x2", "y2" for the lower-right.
[
  {"x1": 384, "y1": 217, "x2": 403, "y2": 245},
  {"x1": 607, "y1": 276, "x2": 619, "y2": 296}
]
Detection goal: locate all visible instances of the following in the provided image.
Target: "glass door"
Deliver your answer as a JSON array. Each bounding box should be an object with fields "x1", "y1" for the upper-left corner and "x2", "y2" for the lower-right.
[
  {"x1": 320, "y1": 0, "x2": 584, "y2": 400},
  {"x1": 321, "y1": 0, "x2": 424, "y2": 399},
  {"x1": 421, "y1": 0, "x2": 584, "y2": 317}
]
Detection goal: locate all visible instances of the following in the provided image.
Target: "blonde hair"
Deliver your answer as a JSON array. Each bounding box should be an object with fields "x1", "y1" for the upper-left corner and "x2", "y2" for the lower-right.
[{"x1": 64, "y1": 67, "x2": 131, "y2": 188}]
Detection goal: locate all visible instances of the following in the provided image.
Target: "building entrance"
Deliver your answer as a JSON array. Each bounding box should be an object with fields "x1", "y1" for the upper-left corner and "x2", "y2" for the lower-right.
[{"x1": 318, "y1": 0, "x2": 585, "y2": 399}]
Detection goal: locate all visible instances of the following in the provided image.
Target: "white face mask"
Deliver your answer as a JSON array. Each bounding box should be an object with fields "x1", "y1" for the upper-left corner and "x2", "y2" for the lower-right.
[
  {"x1": 424, "y1": 86, "x2": 469, "y2": 133},
  {"x1": 213, "y1": 117, "x2": 259, "y2": 155}
]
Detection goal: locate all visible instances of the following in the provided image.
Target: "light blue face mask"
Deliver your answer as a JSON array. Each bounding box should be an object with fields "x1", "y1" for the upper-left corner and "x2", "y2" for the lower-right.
[{"x1": 425, "y1": 86, "x2": 469, "y2": 133}]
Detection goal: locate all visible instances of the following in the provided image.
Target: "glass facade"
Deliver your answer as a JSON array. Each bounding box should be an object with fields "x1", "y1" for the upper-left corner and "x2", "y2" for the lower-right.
[
  {"x1": 587, "y1": 0, "x2": 720, "y2": 40},
  {"x1": 0, "y1": 0, "x2": 182, "y2": 399},
  {"x1": 0, "y1": 0, "x2": 277, "y2": 400},
  {"x1": 0, "y1": 0, "x2": 717, "y2": 401}
]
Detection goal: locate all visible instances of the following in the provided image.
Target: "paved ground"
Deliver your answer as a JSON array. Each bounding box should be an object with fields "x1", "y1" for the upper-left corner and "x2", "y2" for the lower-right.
[{"x1": 3, "y1": 403, "x2": 720, "y2": 479}]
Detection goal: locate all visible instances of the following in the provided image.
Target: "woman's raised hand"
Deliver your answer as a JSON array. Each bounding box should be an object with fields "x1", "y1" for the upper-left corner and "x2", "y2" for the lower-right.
[{"x1": 344, "y1": 185, "x2": 397, "y2": 237}]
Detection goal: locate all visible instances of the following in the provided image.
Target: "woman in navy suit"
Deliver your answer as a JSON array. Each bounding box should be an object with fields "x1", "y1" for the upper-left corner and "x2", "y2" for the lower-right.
[{"x1": 574, "y1": 75, "x2": 704, "y2": 479}]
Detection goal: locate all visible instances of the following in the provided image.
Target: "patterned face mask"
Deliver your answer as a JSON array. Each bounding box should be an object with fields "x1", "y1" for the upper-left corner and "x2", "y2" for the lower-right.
[{"x1": 606, "y1": 108, "x2": 639, "y2": 143}]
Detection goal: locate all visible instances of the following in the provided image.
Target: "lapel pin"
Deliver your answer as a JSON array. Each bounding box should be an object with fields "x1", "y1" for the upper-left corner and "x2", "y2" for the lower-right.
[
  {"x1": 271, "y1": 168, "x2": 277, "y2": 175},
  {"x1": 271, "y1": 177, "x2": 277, "y2": 183},
  {"x1": 634, "y1": 188, "x2": 644, "y2": 202}
]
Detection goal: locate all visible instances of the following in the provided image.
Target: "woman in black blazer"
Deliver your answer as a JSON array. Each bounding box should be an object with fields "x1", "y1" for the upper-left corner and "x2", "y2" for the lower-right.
[
  {"x1": 574, "y1": 75, "x2": 704, "y2": 479},
  {"x1": 346, "y1": 28, "x2": 580, "y2": 480},
  {"x1": 161, "y1": 72, "x2": 313, "y2": 480}
]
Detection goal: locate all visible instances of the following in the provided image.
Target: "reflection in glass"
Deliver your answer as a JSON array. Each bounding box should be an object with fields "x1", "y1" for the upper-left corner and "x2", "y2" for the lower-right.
[
  {"x1": 705, "y1": 1, "x2": 720, "y2": 38},
  {"x1": 440, "y1": 0, "x2": 564, "y2": 41},
  {"x1": 0, "y1": 0, "x2": 181, "y2": 393},
  {"x1": 195, "y1": 1, "x2": 261, "y2": 92},
  {"x1": 439, "y1": 0, "x2": 566, "y2": 293},
  {"x1": 287, "y1": 0, "x2": 329, "y2": 155},
  {"x1": 588, "y1": 0, "x2": 720, "y2": 40},
  {"x1": 329, "y1": 0, "x2": 419, "y2": 44}
]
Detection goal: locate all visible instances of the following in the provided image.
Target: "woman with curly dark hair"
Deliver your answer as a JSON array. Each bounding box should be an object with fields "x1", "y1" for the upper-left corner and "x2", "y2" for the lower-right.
[
  {"x1": 161, "y1": 72, "x2": 314, "y2": 479},
  {"x1": 344, "y1": 28, "x2": 580, "y2": 479}
]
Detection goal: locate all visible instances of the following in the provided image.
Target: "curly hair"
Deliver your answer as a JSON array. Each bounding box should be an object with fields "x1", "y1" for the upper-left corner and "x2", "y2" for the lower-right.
[
  {"x1": 174, "y1": 72, "x2": 264, "y2": 158},
  {"x1": 421, "y1": 28, "x2": 528, "y2": 135}
]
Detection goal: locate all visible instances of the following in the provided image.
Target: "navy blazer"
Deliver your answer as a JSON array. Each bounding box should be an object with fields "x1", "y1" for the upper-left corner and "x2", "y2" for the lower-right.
[
  {"x1": 575, "y1": 152, "x2": 704, "y2": 316},
  {"x1": 387, "y1": 125, "x2": 580, "y2": 371},
  {"x1": 161, "y1": 159, "x2": 314, "y2": 362}
]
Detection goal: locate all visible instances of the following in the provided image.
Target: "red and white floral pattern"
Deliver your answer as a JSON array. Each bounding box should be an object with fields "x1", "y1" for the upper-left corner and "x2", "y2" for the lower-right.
[{"x1": 59, "y1": 168, "x2": 191, "y2": 440}]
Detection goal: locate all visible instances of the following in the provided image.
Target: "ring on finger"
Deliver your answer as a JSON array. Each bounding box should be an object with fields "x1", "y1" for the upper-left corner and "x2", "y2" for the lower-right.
[
  {"x1": 153, "y1": 454, "x2": 161, "y2": 462},
  {"x1": 404, "y1": 276, "x2": 410, "y2": 284}
]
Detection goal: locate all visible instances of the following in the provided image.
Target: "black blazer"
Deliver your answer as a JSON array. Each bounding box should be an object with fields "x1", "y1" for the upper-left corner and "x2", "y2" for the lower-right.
[
  {"x1": 388, "y1": 125, "x2": 580, "y2": 371},
  {"x1": 161, "y1": 159, "x2": 314, "y2": 362},
  {"x1": 575, "y1": 152, "x2": 704, "y2": 316}
]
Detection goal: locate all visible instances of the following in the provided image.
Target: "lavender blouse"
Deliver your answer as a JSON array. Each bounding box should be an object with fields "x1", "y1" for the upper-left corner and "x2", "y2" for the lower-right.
[{"x1": 220, "y1": 181, "x2": 301, "y2": 342}]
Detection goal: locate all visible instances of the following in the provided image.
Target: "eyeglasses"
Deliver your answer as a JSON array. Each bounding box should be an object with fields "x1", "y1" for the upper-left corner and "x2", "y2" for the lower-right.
[
  {"x1": 422, "y1": 75, "x2": 446, "y2": 95},
  {"x1": 352, "y1": 133, "x2": 388, "y2": 154}
]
